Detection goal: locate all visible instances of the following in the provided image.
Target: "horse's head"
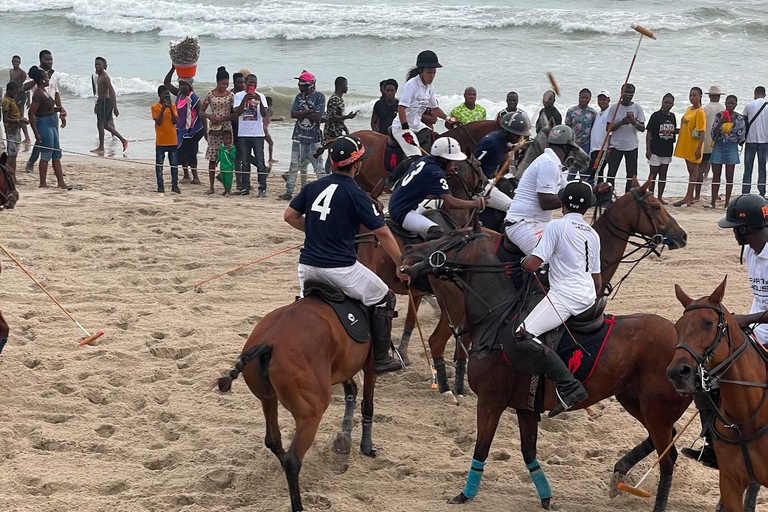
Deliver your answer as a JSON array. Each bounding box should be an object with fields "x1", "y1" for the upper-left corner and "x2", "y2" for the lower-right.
[
  {"x1": 401, "y1": 228, "x2": 493, "y2": 279},
  {"x1": 448, "y1": 154, "x2": 487, "y2": 200},
  {"x1": 0, "y1": 153, "x2": 18, "y2": 210},
  {"x1": 668, "y1": 277, "x2": 739, "y2": 396},
  {"x1": 604, "y1": 178, "x2": 687, "y2": 250}
]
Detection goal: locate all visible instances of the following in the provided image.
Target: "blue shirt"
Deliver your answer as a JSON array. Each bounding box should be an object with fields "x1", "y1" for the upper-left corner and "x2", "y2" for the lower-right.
[
  {"x1": 473, "y1": 130, "x2": 508, "y2": 178},
  {"x1": 290, "y1": 173, "x2": 385, "y2": 268},
  {"x1": 388, "y1": 156, "x2": 450, "y2": 225},
  {"x1": 291, "y1": 91, "x2": 326, "y2": 144}
]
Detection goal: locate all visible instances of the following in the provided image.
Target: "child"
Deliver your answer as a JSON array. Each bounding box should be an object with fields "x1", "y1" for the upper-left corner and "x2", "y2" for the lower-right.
[
  {"x1": 151, "y1": 85, "x2": 180, "y2": 194},
  {"x1": 264, "y1": 96, "x2": 282, "y2": 164},
  {"x1": 218, "y1": 130, "x2": 236, "y2": 195},
  {"x1": 2, "y1": 81, "x2": 28, "y2": 183}
]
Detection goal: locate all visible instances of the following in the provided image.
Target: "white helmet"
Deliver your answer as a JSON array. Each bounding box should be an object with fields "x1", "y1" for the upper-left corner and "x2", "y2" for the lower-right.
[{"x1": 430, "y1": 137, "x2": 467, "y2": 161}]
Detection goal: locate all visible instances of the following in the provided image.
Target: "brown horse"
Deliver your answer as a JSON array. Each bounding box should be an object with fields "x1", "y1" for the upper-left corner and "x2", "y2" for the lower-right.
[
  {"x1": 0, "y1": 261, "x2": 8, "y2": 356},
  {"x1": 216, "y1": 294, "x2": 381, "y2": 512},
  {"x1": 0, "y1": 152, "x2": 19, "y2": 210},
  {"x1": 668, "y1": 278, "x2": 766, "y2": 512},
  {"x1": 354, "y1": 120, "x2": 499, "y2": 197},
  {"x1": 400, "y1": 219, "x2": 691, "y2": 512}
]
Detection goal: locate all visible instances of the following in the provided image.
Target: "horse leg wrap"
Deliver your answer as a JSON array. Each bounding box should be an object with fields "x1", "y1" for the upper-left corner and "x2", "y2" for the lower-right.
[
  {"x1": 0, "y1": 337, "x2": 6, "y2": 356},
  {"x1": 614, "y1": 437, "x2": 654, "y2": 475},
  {"x1": 455, "y1": 358, "x2": 466, "y2": 396},
  {"x1": 434, "y1": 357, "x2": 449, "y2": 393},
  {"x1": 342, "y1": 394, "x2": 355, "y2": 433},
  {"x1": 361, "y1": 415, "x2": 373, "y2": 453},
  {"x1": 526, "y1": 459, "x2": 552, "y2": 500},
  {"x1": 399, "y1": 328, "x2": 412, "y2": 355},
  {"x1": 461, "y1": 458, "x2": 486, "y2": 499}
]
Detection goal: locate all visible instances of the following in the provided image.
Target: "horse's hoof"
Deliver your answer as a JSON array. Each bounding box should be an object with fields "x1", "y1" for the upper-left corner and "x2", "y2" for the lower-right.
[
  {"x1": 442, "y1": 391, "x2": 459, "y2": 405},
  {"x1": 609, "y1": 471, "x2": 624, "y2": 499},
  {"x1": 361, "y1": 445, "x2": 377, "y2": 458},
  {"x1": 332, "y1": 432, "x2": 352, "y2": 455},
  {"x1": 448, "y1": 492, "x2": 470, "y2": 505},
  {"x1": 541, "y1": 497, "x2": 557, "y2": 510}
]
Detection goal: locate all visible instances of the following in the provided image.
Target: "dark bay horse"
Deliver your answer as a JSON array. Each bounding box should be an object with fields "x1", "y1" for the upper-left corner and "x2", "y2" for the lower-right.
[
  {"x1": 401, "y1": 217, "x2": 691, "y2": 511},
  {"x1": 354, "y1": 120, "x2": 499, "y2": 197},
  {"x1": 0, "y1": 153, "x2": 19, "y2": 210},
  {"x1": 668, "y1": 278, "x2": 765, "y2": 512},
  {"x1": 0, "y1": 262, "x2": 8, "y2": 356},
  {"x1": 216, "y1": 295, "x2": 381, "y2": 512}
]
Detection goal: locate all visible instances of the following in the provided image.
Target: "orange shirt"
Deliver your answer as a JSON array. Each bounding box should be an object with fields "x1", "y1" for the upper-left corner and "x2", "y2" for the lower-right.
[{"x1": 151, "y1": 102, "x2": 178, "y2": 146}]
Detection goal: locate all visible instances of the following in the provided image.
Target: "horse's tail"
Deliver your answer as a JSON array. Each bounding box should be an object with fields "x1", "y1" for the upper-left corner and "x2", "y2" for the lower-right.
[{"x1": 216, "y1": 343, "x2": 272, "y2": 393}]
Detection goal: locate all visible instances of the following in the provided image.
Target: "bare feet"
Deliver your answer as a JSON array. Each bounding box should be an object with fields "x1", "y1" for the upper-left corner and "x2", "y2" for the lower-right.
[
  {"x1": 191, "y1": 179, "x2": 201, "y2": 185},
  {"x1": 39, "y1": 183, "x2": 48, "y2": 188},
  {"x1": 658, "y1": 198, "x2": 667, "y2": 205},
  {"x1": 205, "y1": 188, "x2": 215, "y2": 195},
  {"x1": 91, "y1": 147, "x2": 105, "y2": 155},
  {"x1": 57, "y1": 184, "x2": 68, "y2": 190},
  {"x1": 222, "y1": 190, "x2": 230, "y2": 196},
  {"x1": 269, "y1": 159, "x2": 279, "y2": 164},
  {"x1": 122, "y1": 140, "x2": 129, "y2": 152}
]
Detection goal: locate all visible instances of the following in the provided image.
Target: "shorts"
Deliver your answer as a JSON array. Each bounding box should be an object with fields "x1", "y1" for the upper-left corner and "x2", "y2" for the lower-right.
[
  {"x1": 3, "y1": 128, "x2": 21, "y2": 157},
  {"x1": 96, "y1": 97, "x2": 113, "y2": 125},
  {"x1": 298, "y1": 261, "x2": 389, "y2": 307},
  {"x1": 701, "y1": 152, "x2": 711, "y2": 163},
  {"x1": 648, "y1": 154, "x2": 672, "y2": 166}
]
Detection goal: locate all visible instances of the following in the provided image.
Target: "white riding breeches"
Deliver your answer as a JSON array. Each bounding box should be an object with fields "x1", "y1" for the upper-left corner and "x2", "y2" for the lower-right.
[
  {"x1": 402, "y1": 210, "x2": 438, "y2": 236},
  {"x1": 504, "y1": 219, "x2": 548, "y2": 256},
  {"x1": 486, "y1": 185, "x2": 513, "y2": 211},
  {"x1": 519, "y1": 291, "x2": 580, "y2": 337},
  {"x1": 391, "y1": 124, "x2": 423, "y2": 158},
  {"x1": 298, "y1": 262, "x2": 388, "y2": 307}
]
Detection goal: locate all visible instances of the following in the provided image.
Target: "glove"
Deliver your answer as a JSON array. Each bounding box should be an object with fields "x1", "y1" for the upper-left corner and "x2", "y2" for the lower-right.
[
  {"x1": 447, "y1": 117, "x2": 458, "y2": 125},
  {"x1": 402, "y1": 130, "x2": 418, "y2": 146}
]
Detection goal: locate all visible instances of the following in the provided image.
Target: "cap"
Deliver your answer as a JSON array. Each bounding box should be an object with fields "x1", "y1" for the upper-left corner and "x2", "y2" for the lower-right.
[
  {"x1": 329, "y1": 135, "x2": 369, "y2": 167},
  {"x1": 294, "y1": 70, "x2": 316, "y2": 85},
  {"x1": 597, "y1": 90, "x2": 610, "y2": 99}
]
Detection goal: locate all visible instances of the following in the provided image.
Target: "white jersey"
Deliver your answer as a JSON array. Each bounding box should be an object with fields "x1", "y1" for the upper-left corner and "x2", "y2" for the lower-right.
[
  {"x1": 505, "y1": 148, "x2": 567, "y2": 223},
  {"x1": 532, "y1": 213, "x2": 600, "y2": 311},
  {"x1": 590, "y1": 108, "x2": 610, "y2": 153},
  {"x1": 745, "y1": 244, "x2": 768, "y2": 344},
  {"x1": 394, "y1": 75, "x2": 438, "y2": 133}
]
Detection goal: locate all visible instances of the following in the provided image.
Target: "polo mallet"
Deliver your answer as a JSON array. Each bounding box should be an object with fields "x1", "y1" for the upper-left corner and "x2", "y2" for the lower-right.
[
  {"x1": 0, "y1": 243, "x2": 104, "y2": 346},
  {"x1": 590, "y1": 24, "x2": 657, "y2": 181},
  {"x1": 193, "y1": 243, "x2": 303, "y2": 291},
  {"x1": 407, "y1": 287, "x2": 439, "y2": 390},
  {"x1": 547, "y1": 72, "x2": 561, "y2": 97},
  {"x1": 616, "y1": 410, "x2": 699, "y2": 498}
]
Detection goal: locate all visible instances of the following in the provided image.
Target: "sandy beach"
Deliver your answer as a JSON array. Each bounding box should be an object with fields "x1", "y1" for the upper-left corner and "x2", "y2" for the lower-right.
[{"x1": 0, "y1": 156, "x2": 765, "y2": 512}]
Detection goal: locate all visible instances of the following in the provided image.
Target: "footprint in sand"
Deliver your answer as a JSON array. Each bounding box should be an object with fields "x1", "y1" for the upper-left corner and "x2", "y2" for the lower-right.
[{"x1": 95, "y1": 425, "x2": 116, "y2": 438}]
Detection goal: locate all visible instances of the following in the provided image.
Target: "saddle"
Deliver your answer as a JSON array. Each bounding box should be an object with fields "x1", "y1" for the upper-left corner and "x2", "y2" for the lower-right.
[
  {"x1": 384, "y1": 127, "x2": 434, "y2": 174},
  {"x1": 303, "y1": 280, "x2": 371, "y2": 343}
]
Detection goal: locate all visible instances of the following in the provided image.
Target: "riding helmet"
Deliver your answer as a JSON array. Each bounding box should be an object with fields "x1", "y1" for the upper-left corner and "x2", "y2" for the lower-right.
[
  {"x1": 547, "y1": 124, "x2": 580, "y2": 149},
  {"x1": 558, "y1": 180, "x2": 596, "y2": 213},
  {"x1": 718, "y1": 194, "x2": 768, "y2": 228},
  {"x1": 416, "y1": 50, "x2": 442, "y2": 68},
  {"x1": 329, "y1": 135, "x2": 369, "y2": 168},
  {"x1": 500, "y1": 111, "x2": 530, "y2": 136},
  {"x1": 431, "y1": 137, "x2": 467, "y2": 161}
]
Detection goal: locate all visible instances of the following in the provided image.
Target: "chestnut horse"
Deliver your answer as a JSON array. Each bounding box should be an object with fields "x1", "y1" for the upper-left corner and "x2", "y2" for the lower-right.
[
  {"x1": 400, "y1": 221, "x2": 691, "y2": 512},
  {"x1": 216, "y1": 296, "x2": 381, "y2": 512},
  {"x1": 0, "y1": 261, "x2": 8, "y2": 356},
  {"x1": 354, "y1": 120, "x2": 499, "y2": 196},
  {"x1": 668, "y1": 278, "x2": 765, "y2": 512},
  {"x1": 0, "y1": 152, "x2": 19, "y2": 210}
]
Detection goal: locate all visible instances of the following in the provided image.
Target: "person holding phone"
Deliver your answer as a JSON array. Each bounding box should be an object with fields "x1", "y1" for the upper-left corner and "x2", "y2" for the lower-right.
[
  {"x1": 151, "y1": 85, "x2": 180, "y2": 194},
  {"x1": 324, "y1": 76, "x2": 356, "y2": 173},
  {"x1": 233, "y1": 74, "x2": 269, "y2": 196}
]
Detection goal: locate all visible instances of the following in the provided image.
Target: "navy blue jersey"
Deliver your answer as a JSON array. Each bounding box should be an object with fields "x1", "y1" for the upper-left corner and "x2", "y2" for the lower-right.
[
  {"x1": 473, "y1": 130, "x2": 508, "y2": 178},
  {"x1": 290, "y1": 173, "x2": 385, "y2": 268},
  {"x1": 388, "y1": 156, "x2": 450, "y2": 225}
]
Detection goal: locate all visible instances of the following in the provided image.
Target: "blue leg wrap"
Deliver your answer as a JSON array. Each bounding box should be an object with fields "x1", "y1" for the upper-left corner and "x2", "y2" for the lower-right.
[
  {"x1": 526, "y1": 459, "x2": 552, "y2": 500},
  {"x1": 461, "y1": 458, "x2": 486, "y2": 499},
  {"x1": 0, "y1": 337, "x2": 6, "y2": 356}
]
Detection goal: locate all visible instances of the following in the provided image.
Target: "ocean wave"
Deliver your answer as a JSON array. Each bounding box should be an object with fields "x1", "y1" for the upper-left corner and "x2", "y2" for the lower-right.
[
  {"x1": 2, "y1": 0, "x2": 766, "y2": 39},
  {"x1": 54, "y1": 71, "x2": 160, "y2": 98}
]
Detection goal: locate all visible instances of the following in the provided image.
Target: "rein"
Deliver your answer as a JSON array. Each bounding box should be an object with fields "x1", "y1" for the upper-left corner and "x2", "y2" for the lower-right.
[{"x1": 675, "y1": 302, "x2": 768, "y2": 482}]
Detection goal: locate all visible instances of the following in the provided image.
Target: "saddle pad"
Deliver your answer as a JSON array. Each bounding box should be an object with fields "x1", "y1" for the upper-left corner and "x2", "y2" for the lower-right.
[
  {"x1": 304, "y1": 290, "x2": 372, "y2": 343},
  {"x1": 493, "y1": 235, "x2": 524, "y2": 289},
  {"x1": 555, "y1": 314, "x2": 615, "y2": 384},
  {"x1": 383, "y1": 144, "x2": 404, "y2": 174}
]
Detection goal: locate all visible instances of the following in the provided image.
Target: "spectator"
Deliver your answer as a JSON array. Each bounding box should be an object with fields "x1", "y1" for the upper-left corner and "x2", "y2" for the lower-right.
[
  {"x1": 448, "y1": 86, "x2": 486, "y2": 127},
  {"x1": 742, "y1": 86, "x2": 768, "y2": 196},
  {"x1": 151, "y1": 85, "x2": 179, "y2": 194},
  {"x1": 163, "y1": 67, "x2": 205, "y2": 185},
  {"x1": 589, "y1": 90, "x2": 611, "y2": 181},
  {"x1": 2, "y1": 81, "x2": 28, "y2": 182},
  {"x1": 709, "y1": 95, "x2": 746, "y2": 209},
  {"x1": 28, "y1": 66, "x2": 65, "y2": 189},
  {"x1": 673, "y1": 87, "x2": 707, "y2": 207},
  {"x1": 565, "y1": 88, "x2": 596, "y2": 180},
  {"x1": 645, "y1": 93, "x2": 677, "y2": 204},
  {"x1": 9, "y1": 55, "x2": 31, "y2": 145},
  {"x1": 265, "y1": 96, "x2": 280, "y2": 165},
  {"x1": 91, "y1": 57, "x2": 128, "y2": 155},
  {"x1": 371, "y1": 79, "x2": 398, "y2": 135},
  {"x1": 323, "y1": 76, "x2": 356, "y2": 172},
  {"x1": 280, "y1": 71, "x2": 325, "y2": 201},
  {"x1": 218, "y1": 129, "x2": 236, "y2": 195},
  {"x1": 200, "y1": 67, "x2": 235, "y2": 195},
  {"x1": 535, "y1": 90, "x2": 562, "y2": 132},
  {"x1": 496, "y1": 91, "x2": 527, "y2": 122},
  {"x1": 233, "y1": 74, "x2": 269, "y2": 197},
  {"x1": 24, "y1": 50, "x2": 66, "y2": 174},
  {"x1": 605, "y1": 83, "x2": 645, "y2": 193},
  {"x1": 696, "y1": 85, "x2": 724, "y2": 200}
]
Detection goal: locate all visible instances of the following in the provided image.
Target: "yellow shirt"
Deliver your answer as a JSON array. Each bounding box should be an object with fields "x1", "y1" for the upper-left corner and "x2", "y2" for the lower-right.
[
  {"x1": 674, "y1": 106, "x2": 706, "y2": 163},
  {"x1": 152, "y1": 102, "x2": 178, "y2": 147}
]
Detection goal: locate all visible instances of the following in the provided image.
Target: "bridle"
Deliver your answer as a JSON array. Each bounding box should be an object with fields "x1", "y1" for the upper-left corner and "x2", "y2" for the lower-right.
[
  {"x1": 0, "y1": 162, "x2": 17, "y2": 210},
  {"x1": 441, "y1": 156, "x2": 488, "y2": 228},
  {"x1": 599, "y1": 188, "x2": 677, "y2": 297},
  {"x1": 674, "y1": 301, "x2": 768, "y2": 482}
]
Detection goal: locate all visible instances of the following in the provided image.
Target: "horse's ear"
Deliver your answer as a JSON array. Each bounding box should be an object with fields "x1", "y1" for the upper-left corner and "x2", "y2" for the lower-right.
[
  {"x1": 549, "y1": 117, "x2": 556, "y2": 129},
  {"x1": 675, "y1": 284, "x2": 693, "y2": 308},
  {"x1": 631, "y1": 174, "x2": 640, "y2": 189},
  {"x1": 709, "y1": 276, "x2": 727, "y2": 305},
  {"x1": 639, "y1": 178, "x2": 651, "y2": 192}
]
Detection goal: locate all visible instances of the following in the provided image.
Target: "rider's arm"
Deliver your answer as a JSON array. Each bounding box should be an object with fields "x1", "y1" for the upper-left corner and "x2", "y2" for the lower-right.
[
  {"x1": 537, "y1": 192, "x2": 561, "y2": 210},
  {"x1": 592, "y1": 273, "x2": 603, "y2": 297},
  {"x1": 733, "y1": 311, "x2": 768, "y2": 328},
  {"x1": 522, "y1": 255, "x2": 544, "y2": 273},
  {"x1": 440, "y1": 192, "x2": 484, "y2": 211},
  {"x1": 373, "y1": 226, "x2": 408, "y2": 281},
  {"x1": 284, "y1": 207, "x2": 305, "y2": 232}
]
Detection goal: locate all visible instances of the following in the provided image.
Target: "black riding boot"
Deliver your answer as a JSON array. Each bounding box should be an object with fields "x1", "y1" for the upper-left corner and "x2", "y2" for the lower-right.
[
  {"x1": 543, "y1": 349, "x2": 589, "y2": 418},
  {"x1": 385, "y1": 155, "x2": 419, "y2": 189},
  {"x1": 371, "y1": 292, "x2": 403, "y2": 374},
  {"x1": 681, "y1": 392, "x2": 719, "y2": 469},
  {"x1": 425, "y1": 226, "x2": 445, "y2": 241}
]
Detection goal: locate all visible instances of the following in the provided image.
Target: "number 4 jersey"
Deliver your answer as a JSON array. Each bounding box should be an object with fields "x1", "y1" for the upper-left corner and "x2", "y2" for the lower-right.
[
  {"x1": 289, "y1": 174, "x2": 385, "y2": 268},
  {"x1": 388, "y1": 156, "x2": 450, "y2": 225}
]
